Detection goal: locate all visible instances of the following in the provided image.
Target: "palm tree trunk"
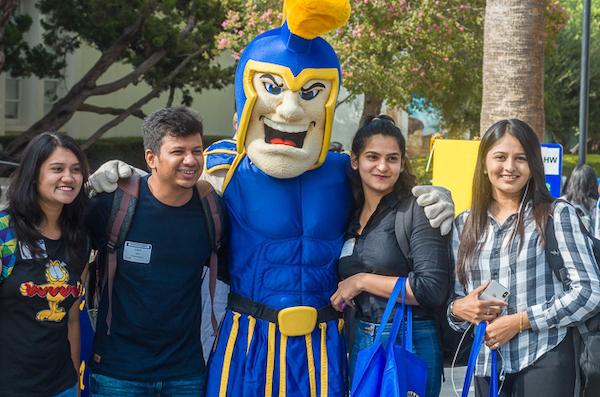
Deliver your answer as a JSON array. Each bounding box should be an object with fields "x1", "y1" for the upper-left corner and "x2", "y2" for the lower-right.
[
  {"x1": 359, "y1": 94, "x2": 383, "y2": 127},
  {"x1": 480, "y1": 0, "x2": 545, "y2": 141}
]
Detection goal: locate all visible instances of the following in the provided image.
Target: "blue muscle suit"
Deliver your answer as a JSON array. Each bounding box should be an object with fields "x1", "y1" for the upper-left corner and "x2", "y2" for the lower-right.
[
  {"x1": 205, "y1": 1, "x2": 353, "y2": 395},
  {"x1": 206, "y1": 152, "x2": 351, "y2": 396}
]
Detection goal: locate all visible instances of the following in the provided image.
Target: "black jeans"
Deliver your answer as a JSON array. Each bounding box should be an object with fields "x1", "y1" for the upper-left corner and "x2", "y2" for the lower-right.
[{"x1": 475, "y1": 330, "x2": 575, "y2": 397}]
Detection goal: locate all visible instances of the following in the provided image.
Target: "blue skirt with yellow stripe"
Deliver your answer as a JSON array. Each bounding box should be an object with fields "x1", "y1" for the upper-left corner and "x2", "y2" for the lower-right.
[{"x1": 206, "y1": 309, "x2": 347, "y2": 397}]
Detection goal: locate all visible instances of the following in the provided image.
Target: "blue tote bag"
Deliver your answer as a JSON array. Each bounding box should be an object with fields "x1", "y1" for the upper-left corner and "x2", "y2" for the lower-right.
[
  {"x1": 461, "y1": 322, "x2": 499, "y2": 397},
  {"x1": 351, "y1": 277, "x2": 428, "y2": 397}
]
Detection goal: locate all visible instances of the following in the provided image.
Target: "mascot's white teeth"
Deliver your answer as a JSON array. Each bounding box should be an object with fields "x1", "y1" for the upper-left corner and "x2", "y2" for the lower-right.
[
  {"x1": 263, "y1": 118, "x2": 309, "y2": 133},
  {"x1": 263, "y1": 118, "x2": 308, "y2": 148}
]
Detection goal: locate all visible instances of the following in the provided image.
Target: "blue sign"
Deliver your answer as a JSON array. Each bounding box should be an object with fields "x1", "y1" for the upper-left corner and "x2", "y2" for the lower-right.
[{"x1": 541, "y1": 143, "x2": 563, "y2": 197}]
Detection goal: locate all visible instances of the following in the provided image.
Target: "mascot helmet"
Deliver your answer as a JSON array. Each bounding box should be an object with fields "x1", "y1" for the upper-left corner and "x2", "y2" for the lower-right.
[{"x1": 234, "y1": 0, "x2": 350, "y2": 171}]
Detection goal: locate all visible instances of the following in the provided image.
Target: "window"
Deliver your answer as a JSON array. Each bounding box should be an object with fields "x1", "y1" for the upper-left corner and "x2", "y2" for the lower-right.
[
  {"x1": 5, "y1": 77, "x2": 20, "y2": 119},
  {"x1": 44, "y1": 79, "x2": 60, "y2": 115}
]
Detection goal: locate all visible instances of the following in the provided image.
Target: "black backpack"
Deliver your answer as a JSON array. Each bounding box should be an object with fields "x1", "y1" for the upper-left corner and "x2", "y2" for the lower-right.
[
  {"x1": 393, "y1": 195, "x2": 470, "y2": 368},
  {"x1": 545, "y1": 199, "x2": 600, "y2": 396}
]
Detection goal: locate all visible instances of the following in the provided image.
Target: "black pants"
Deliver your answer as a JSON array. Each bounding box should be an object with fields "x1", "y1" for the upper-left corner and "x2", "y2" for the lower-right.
[{"x1": 475, "y1": 330, "x2": 575, "y2": 397}]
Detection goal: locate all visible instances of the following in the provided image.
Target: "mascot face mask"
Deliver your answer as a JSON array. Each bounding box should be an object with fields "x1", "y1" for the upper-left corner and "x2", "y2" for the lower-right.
[
  {"x1": 244, "y1": 64, "x2": 335, "y2": 178},
  {"x1": 232, "y1": 0, "x2": 350, "y2": 180}
]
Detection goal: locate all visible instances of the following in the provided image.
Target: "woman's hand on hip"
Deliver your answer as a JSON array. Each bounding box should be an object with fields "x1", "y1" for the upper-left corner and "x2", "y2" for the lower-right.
[
  {"x1": 330, "y1": 273, "x2": 365, "y2": 312},
  {"x1": 451, "y1": 280, "x2": 507, "y2": 324}
]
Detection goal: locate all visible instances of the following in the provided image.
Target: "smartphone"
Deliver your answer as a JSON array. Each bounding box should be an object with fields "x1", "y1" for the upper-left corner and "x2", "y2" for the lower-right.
[{"x1": 480, "y1": 280, "x2": 510, "y2": 302}]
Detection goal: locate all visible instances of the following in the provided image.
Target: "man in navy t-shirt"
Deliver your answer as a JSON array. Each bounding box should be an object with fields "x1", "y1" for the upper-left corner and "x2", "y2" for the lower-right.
[{"x1": 86, "y1": 107, "x2": 223, "y2": 396}]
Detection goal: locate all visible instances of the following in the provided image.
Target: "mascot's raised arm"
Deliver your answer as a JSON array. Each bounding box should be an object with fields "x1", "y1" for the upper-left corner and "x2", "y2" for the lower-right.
[{"x1": 88, "y1": 1, "x2": 455, "y2": 396}]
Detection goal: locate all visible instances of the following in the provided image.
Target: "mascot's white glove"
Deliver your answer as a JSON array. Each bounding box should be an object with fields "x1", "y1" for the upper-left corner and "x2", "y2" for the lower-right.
[
  {"x1": 88, "y1": 160, "x2": 134, "y2": 194},
  {"x1": 412, "y1": 185, "x2": 455, "y2": 236}
]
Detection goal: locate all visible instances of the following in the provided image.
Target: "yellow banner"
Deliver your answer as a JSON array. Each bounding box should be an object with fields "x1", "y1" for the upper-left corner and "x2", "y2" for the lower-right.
[{"x1": 432, "y1": 139, "x2": 480, "y2": 215}]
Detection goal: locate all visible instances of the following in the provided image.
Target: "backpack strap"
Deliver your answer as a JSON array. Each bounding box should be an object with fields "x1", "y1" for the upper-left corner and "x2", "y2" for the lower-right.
[
  {"x1": 545, "y1": 204, "x2": 567, "y2": 290},
  {"x1": 545, "y1": 199, "x2": 598, "y2": 291},
  {"x1": 0, "y1": 211, "x2": 17, "y2": 282},
  {"x1": 104, "y1": 174, "x2": 141, "y2": 334},
  {"x1": 394, "y1": 195, "x2": 417, "y2": 265},
  {"x1": 196, "y1": 180, "x2": 223, "y2": 335}
]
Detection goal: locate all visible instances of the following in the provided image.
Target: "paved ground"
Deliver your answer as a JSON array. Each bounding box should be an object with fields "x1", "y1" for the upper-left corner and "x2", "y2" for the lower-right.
[{"x1": 441, "y1": 366, "x2": 474, "y2": 397}]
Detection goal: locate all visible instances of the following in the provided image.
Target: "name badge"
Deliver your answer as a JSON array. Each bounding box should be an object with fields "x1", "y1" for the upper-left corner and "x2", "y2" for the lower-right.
[
  {"x1": 123, "y1": 241, "x2": 152, "y2": 264},
  {"x1": 340, "y1": 238, "x2": 356, "y2": 258}
]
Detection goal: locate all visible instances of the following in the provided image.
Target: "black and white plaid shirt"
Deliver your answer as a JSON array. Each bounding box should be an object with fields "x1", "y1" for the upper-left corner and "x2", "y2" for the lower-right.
[{"x1": 449, "y1": 200, "x2": 600, "y2": 377}]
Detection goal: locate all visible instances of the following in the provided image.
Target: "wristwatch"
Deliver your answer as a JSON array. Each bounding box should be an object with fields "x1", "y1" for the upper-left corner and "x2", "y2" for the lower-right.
[{"x1": 449, "y1": 300, "x2": 462, "y2": 322}]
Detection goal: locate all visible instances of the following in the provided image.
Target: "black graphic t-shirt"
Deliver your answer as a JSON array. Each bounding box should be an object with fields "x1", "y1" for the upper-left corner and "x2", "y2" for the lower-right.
[{"x1": 0, "y1": 238, "x2": 82, "y2": 397}]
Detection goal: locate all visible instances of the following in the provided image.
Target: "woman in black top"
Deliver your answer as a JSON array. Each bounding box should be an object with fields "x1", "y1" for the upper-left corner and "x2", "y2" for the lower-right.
[
  {"x1": 0, "y1": 132, "x2": 90, "y2": 397},
  {"x1": 330, "y1": 116, "x2": 450, "y2": 397}
]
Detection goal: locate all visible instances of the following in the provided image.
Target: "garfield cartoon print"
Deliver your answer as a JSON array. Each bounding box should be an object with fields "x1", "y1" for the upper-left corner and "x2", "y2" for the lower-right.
[{"x1": 20, "y1": 259, "x2": 83, "y2": 322}]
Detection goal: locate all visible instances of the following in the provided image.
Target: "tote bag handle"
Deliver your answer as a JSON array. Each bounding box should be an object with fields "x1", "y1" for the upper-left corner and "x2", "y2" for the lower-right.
[
  {"x1": 374, "y1": 277, "x2": 406, "y2": 346},
  {"x1": 461, "y1": 322, "x2": 499, "y2": 397},
  {"x1": 385, "y1": 291, "x2": 413, "y2": 352}
]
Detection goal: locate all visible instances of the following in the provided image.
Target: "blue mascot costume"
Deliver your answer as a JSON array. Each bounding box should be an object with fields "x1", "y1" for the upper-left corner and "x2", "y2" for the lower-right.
[{"x1": 205, "y1": 1, "x2": 352, "y2": 396}]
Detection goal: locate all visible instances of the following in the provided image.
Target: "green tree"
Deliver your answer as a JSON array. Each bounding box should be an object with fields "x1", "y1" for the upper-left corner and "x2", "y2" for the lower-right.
[
  {"x1": 0, "y1": 0, "x2": 20, "y2": 74},
  {"x1": 545, "y1": 0, "x2": 600, "y2": 148},
  {"x1": 0, "y1": 0, "x2": 68, "y2": 77},
  {"x1": 217, "y1": 0, "x2": 568, "y2": 136},
  {"x1": 4, "y1": 0, "x2": 233, "y2": 159},
  {"x1": 218, "y1": 0, "x2": 485, "y2": 134}
]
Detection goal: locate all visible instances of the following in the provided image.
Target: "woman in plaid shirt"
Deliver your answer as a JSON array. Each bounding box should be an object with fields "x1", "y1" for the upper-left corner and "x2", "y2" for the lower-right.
[{"x1": 448, "y1": 119, "x2": 600, "y2": 396}]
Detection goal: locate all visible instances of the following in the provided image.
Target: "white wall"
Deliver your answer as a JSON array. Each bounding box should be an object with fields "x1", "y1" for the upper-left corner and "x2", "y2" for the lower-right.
[{"x1": 61, "y1": 46, "x2": 235, "y2": 140}]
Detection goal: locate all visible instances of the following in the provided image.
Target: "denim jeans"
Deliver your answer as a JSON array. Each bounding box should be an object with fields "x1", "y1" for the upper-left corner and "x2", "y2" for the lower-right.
[
  {"x1": 51, "y1": 384, "x2": 78, "y2": 397},
  {"x1": 349, "y1": 319, "x2": 442, "y2": 397},
  {"x1": 90, "y1": 373, "x2": 207, "y2": 397}
]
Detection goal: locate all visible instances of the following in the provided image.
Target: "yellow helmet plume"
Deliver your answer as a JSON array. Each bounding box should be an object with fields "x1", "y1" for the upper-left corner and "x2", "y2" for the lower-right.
[{"x1": 283, "y1": 0, "x2": 351, "y2": 40}]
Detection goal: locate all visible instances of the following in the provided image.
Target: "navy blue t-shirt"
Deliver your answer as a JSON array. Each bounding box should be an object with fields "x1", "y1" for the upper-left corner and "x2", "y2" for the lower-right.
[{"x1": 85, "y1": 176, "x2": 210, "y2": 381}]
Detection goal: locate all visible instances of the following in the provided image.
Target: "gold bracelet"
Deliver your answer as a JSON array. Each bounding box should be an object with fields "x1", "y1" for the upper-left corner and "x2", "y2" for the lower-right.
[{"x1": 519, "y1": 312, "x2": 524, "y2": 333}]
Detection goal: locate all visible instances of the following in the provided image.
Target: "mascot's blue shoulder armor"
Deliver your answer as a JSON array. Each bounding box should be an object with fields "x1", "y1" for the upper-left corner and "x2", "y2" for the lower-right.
[{"x1": 204, "y1": 138, "x2": 237, "y2": 174}]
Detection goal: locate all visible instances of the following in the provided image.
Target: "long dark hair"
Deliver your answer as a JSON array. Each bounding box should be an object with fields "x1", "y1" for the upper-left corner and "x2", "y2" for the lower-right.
[
  {"x1": 7, "y1": 132, "x2": 90, "y2": 269},
  {"x1": 456, "y1": 119, "x2": 553, "y2": 286},
  {"x1": 564, "y1": 164, "x2": 599, "y2": 211},
  {"x1": 349, "y1": 115, "x2": 416, "y2": 210}
]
